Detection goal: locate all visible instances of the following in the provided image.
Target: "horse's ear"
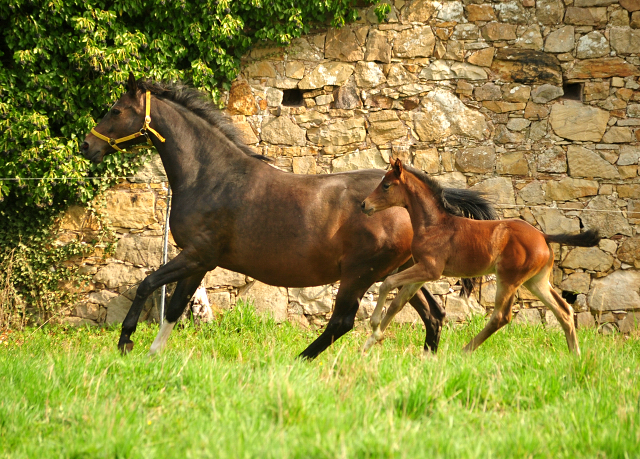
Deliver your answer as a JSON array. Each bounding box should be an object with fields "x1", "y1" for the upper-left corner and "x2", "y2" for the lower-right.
[
  {"x1": 127, "y1": 72, "x2": 137, "y2": 96},
  {"x1": 392, "y1": 158, "x2": 403, "y2": 178}
]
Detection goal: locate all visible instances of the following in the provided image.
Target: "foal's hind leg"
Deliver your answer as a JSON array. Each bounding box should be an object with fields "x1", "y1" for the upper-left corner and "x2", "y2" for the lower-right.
[
  {"x1": 149, "y1": 272, "x2": 206, "y2": 356},
  {"x1": 524, "y1": 271, "x2": 580, "y2": 356},
  {"x1": 463, "y1": 280, "x2": 517, "y2": 353},
  {"x1": 363, "y1": 282, "x2": 423, "y2": 352}
]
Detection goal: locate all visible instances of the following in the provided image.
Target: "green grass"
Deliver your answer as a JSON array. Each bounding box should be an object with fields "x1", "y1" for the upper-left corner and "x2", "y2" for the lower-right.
[{"x1": 1, "y1": 304, "x2": 639, "y2": 459}]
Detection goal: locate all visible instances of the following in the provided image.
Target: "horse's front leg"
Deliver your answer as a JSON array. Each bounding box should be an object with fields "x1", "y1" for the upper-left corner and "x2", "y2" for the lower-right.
[
  {"x1": 149, "y1": 272, "x2": 206, "y2": 355},
  {"x1": 363, "y1": 264, "x2": 433, "y2": 353},
  {"x1": 118, "y1": 250, "x2": 207, "y2": 354}
]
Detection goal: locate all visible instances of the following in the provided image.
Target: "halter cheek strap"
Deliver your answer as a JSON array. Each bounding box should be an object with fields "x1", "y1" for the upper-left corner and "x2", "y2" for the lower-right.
[{"x1": 90, "y1": 91, "x2": 166, "y2": 152}]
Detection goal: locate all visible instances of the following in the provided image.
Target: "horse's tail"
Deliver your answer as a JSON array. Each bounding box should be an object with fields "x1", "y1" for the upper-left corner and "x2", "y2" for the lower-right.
[
  {"x1": 544, "y1": 228, "x2": 601, "y2": 247},
  {"x1": 442, "y1": 188, "x2": 498, "y2": 297}
]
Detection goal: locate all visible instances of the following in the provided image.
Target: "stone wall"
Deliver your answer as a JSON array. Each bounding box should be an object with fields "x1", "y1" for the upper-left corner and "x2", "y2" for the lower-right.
[{"x1": 59, "y1": 0, "x2": 640, "y2": 333}]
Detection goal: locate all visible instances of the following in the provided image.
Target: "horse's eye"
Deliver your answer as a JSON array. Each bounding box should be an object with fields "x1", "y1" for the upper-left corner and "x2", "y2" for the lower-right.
[
  {"x1": 382, "y1": 183, "x2": 391, "y2": 191},
  {"x1": 111, "y1": 108, "x2": 121, "y2": 116}
]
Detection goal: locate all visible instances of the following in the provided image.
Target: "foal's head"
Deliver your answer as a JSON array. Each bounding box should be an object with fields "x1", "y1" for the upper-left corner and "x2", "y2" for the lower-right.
[
  {"x1": 361, "y1": 158, "x2": 408, "y2": 216},
  {"x1": 81, "y1": 72, "x2": 148, "y2": 163}
]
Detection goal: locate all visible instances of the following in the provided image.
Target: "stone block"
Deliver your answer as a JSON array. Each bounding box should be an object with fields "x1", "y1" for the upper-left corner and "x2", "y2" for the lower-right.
[
  {"x1": 514, "y1": 308, "x2": 542, "y2": 325},
  {"x1": 482, "y1": 22, "x2": 517, "y2": 41},
  {"x1": 588, "y1": 270, "x2": 640, "y2": 311},
  {"x1": 567, "y1": 145, "x2": 620, "y2": 179},
  {"x1": 549, "y1": 102, "x2": 609, "y2": 142},
  {"x1": 576, "y1": 31, "x2": 610, "y2": 59},
  {"x1": 393, "y1": 26, "x2": 435, "y2": 58},
  {"x1": 561, "y1": 247, "x2": 614, "y2": 272},
  {"x1": 470, "y1": 177, "x2": 516, "y2": 206},
  {"x1": 331, "y1": 148, "x2": 387, "y2": 172},
  {"x1": 497, "y1": 151, "x2": 529, "y2": 175},
  {"x1": 617, "y1": 236, "x2": 640, "y2": 268},
  {"x1": 365, "y1": 30, "x2": 392, "y2": 63},
  {"x1": 455, "y1": 146, "x2": 496, "y2": 173},
  {"x1": 618, "y1": 312, "x2": 640, "y2": 334},
  {"x1": 576, "y1": 311, "x2": 596, "y2": 329},
  {"x1": 564, "y1": 7, "x2": 608, "y2": 26},
  {"x1": 531, "y1": 84, "x2": 564, "y2": 104},
  {"x1": 325, "y1": 27, "x2": 364, "y2": 62},
  {"x1": 413, "y1": 89, "x2": 488, "y2": 141},
  {"x1": 104, "y1": 190, "x2": 156, "y2": 229},
  {"x1": 536, "y1": 0, "x2": 565, "y2": 24},
  {"x1": 227, "y1": 80, "x2": 258, "y2": 115},
  {"x1": 531, "y1": 208, "x2": 580, "y2": 234},
  {"x1": 560, "y1": 272, "x2": 591, "y2": 294},
  {"x1": 204, "y1": 268, "x2": 247, "y2": 288},
  {"x1": 565, "y1": 57, "x2": 640, "y2": 79},
  {"x1": 368, "y1": 110, "x2": 407, "y2": 145},
  {"x1": 466, "y1": 4, "x2": 497, "y2": 21},
  {"x1": 544, "y1": 26, "x2": 575, "y2": 53},
  {"x1": 93, "y1": 263, "x2": 148, "y2": 290},
  {"x1": 355, "y1": 61, "x2": 386, "y2": 89},
  {"x1": 414, "y1": 148, "x2": 440, "y2": 173},
  {"x1": 491, "y1": 49, "x2": 562, "y2": 85},
  {"x1": 288, "y1": 285, "x2": 332, "y2": 315},
  {"x1": 261, "y1": 116, "x2": 306, "y2": 146},
  {"x1": 299, "y1": 63, "x2": 354, "y2": 90},
  {"x1": 545, "y1": 177, "x2": 598, "y2": 201},
  {"x1": 308, "y1": 118, "x2": 366, "y2": 146},
  {"x1": 467, "y1": 47, "x2": 495, "y2": 67},
  {"x1": 502, "y1": 84, "x2": 532, "y2": 103},
  {"x1": 610, "y1": 26, "x2": 640, "y2": 54},
  {"x1": 239, "y1": 281, "x2": 288, "y2": 322},
  {"x1": 581, "y1": 195, "x2": 632, "y2": 238},
  {"x1": 537, "y1": 146, "x2": 567, "y2": 173}
]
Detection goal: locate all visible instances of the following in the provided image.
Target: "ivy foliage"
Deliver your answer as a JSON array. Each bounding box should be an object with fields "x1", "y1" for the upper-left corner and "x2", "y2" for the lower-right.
[{"x1": 0, "y1": 0, "x2": 381, "y2": 325}]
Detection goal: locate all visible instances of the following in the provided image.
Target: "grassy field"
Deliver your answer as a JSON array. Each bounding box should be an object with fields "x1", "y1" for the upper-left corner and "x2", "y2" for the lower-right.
[{"x1": 1, "y1": 304, "x2": 639, "y2": 459}]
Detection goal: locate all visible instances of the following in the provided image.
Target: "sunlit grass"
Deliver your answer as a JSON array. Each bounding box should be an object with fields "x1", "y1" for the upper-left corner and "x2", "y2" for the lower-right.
[{"x1": 1, "y1": 304, "x2": 639, "y2": 458}]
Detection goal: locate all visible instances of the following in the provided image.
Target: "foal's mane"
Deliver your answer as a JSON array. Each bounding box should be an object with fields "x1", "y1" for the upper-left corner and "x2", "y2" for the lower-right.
[
  {"x1": 137, "y1": 79, "x2": 266, "y2": 160},
  {"x1": 403, "y1": 164, "x2": 497, "y2": 220}
]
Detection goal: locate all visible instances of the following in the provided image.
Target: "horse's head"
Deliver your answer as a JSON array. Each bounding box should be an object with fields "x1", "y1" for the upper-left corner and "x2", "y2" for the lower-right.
[
  {"x1": 361, "y1": 158, "x2": 406, "y2": 216},
  {"x1": 81, "y1": 72, "x2": 147, "y2": 163}
]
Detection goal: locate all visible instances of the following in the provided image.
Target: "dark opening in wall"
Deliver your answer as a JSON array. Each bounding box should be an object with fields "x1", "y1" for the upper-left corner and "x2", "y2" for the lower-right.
[
  {"x1": 562, "y1": 82, "x2": 583, "y2": 102},
  {"x1": 562, "y1": 290, "x2": 579, "y2": 304},
  {"x1": 282, "y1": 88, "x2": 303, "y2": 107}
]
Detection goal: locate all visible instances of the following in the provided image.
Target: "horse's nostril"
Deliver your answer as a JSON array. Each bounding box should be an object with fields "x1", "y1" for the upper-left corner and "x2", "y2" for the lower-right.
[
  {"x1": 81, "y1": 142, "x2": 89, "y2": 151},
  {"x1": 361, "y1": 201, "x2": 366, "y2": 210}
]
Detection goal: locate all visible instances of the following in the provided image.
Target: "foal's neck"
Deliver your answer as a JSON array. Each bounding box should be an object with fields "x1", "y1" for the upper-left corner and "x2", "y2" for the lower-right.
[{"x1": 403, "y1": 174, "x2": 450, "y2": 231}]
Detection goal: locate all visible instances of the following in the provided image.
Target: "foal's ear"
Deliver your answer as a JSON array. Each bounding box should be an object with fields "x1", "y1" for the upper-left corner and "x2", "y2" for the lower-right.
[
  {"x1": 127, "y1": 72, "x2": 137, "y2": 96},
  {"x1": 392, "y1": 158, "x2": 403, "y2": 178}
]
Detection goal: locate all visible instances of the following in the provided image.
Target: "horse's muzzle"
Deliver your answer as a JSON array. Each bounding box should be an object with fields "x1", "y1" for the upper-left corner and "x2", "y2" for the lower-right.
[{"x1": 361, "y1": 201, "x2": 375, "y2": 216}]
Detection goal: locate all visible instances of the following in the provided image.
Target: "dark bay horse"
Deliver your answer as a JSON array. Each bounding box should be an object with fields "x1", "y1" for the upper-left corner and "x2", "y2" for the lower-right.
[
  {"x1": 361, "y1": 159, "x2": 600, "y2": 356},
  {"x1": 81, "y1": 73, "x2": 496, "y2": 358}
]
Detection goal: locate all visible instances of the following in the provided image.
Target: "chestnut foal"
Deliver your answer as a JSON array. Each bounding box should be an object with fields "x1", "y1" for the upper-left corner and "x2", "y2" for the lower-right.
[{"x1": 361, "y1": 159, "x2": 600, "y2": 356}]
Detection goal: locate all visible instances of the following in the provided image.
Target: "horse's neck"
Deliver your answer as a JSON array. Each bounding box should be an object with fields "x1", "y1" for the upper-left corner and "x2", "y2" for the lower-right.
[
  {"x1": 403, "y1": 176, "x2": 448, "y2": 230},
  {"x1": 150, "y1": 98, "x2": 252, "y2": 192}
]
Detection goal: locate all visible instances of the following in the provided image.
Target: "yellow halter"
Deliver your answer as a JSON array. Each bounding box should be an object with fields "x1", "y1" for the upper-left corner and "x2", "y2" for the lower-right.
[{"x1": 90, "y1": 90, "x2": 166, "y2": 152}]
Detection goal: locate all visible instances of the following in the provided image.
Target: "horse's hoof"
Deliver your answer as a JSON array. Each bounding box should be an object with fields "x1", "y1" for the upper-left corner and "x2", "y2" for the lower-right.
[{"x1": 118, "y1": 341, "x2": 134, "y2": 355}]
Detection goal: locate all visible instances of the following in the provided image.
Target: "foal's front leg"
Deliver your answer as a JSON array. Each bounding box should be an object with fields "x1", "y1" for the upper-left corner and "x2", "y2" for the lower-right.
[{"x1": 363, "y1": 264, "x2": 434, "y2": 352}]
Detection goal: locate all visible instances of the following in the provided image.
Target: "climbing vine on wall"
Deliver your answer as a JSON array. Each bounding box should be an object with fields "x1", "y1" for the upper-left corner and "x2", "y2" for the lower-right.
[{"x1": 0, "y1": 0, "x2": 383, "y2": 326}]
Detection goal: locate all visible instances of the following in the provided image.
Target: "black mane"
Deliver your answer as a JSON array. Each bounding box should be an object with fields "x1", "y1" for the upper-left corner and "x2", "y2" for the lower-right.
[
  {"x1": 404, "y1": 164, "x2": 498, "y2": 220},
  {"x1": 137, "y1": 79, "x2": 267, "y2": 160}
]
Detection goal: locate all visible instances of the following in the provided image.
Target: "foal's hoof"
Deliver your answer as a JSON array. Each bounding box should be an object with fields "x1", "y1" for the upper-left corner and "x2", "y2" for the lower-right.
[{"x1": 118, "y1": 341, "x2": 134, "y2": 355}]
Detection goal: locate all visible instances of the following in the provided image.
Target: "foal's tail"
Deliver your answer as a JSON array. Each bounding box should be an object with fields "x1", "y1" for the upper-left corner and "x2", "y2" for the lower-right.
[{"x1": 544, "y1": 228, "x2": 601, "y2": 247}]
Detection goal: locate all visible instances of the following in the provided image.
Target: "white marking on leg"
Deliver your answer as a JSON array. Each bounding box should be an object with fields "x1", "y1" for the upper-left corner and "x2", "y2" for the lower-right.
[{"x1": 149, "y1": 321, "x2": 176, "y2": 356}]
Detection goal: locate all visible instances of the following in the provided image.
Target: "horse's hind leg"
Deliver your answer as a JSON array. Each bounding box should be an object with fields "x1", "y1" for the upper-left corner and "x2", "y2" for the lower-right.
[
  {"x1": 463, "y1": 280, "x2": 517, "y2": 352},
  {"x1": 298, "y1": 276, "x2": 372, "y2": 360},
  {"x1": 409, "y1": 287, "x2": 446, "y2": 353},
  {"x1": 149, "y1": 272, "x2": 206, "y2": 355},
  {"x1": 524, "y1": 271, "x2": 580, "y2": 356},
  {"x1": 118, "y1": 250, "x2": 206, "y2": 354}
]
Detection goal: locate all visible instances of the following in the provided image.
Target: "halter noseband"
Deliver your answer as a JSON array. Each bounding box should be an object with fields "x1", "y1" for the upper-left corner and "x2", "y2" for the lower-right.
[{"x1": 90, "y1": 90, "x2": 166, "y2": 152}]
